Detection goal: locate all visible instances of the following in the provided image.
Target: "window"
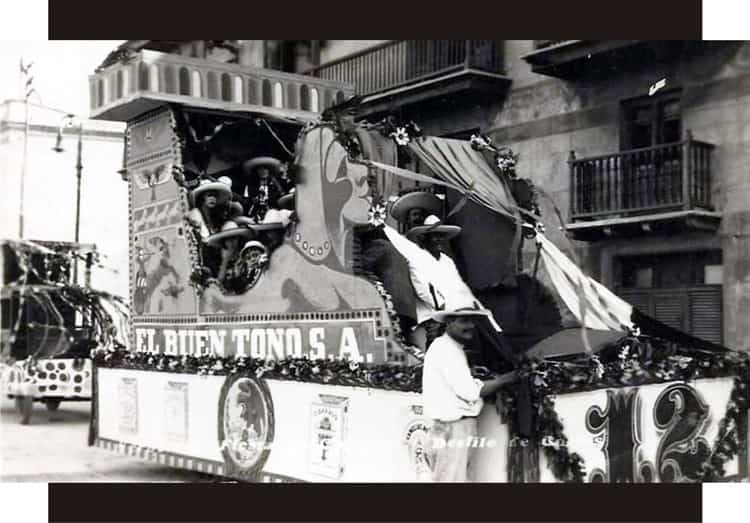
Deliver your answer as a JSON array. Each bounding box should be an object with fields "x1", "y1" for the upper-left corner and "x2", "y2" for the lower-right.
[{"x1": 621, "y1": 91, "x2": 682, "y2": 150}]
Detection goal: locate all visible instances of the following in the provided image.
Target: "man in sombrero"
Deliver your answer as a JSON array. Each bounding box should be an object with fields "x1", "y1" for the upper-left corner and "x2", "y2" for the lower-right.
[
  {"x1": 389, "y1": 189, "x2": 443, "y2": 234},
  {"x1": 422, "y1": 303, "x2": 517, "y2": 482},
  {"x1": 186, "y1": 178, "x2": 234, "y2": 277},
  {"x1": 242, "y1": 156, "x2": 289, "y2": 222},
  {"x1": 357, "y1": 190, "x2": 444, "y2": 338}
]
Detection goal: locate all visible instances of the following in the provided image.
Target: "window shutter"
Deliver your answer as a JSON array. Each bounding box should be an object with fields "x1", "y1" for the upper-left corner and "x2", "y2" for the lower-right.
[
  {"x1": 689, "y1": 286, "x2": 723, "y2": 344},
  {"x1": 616, "y1": 289, "x2": 652, "y2": 316},
  {"x1": 653, "y1": 292, "x2": 688, "y2": 332}
]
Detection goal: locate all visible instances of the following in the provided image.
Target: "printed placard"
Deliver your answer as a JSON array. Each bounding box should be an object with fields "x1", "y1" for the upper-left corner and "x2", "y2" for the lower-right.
[
  {"x1": 308, "y1": 396, "x2": 348, "y2": 478},
  {"x1": 118, "y1": 377, "x2": 138, "y2": 435},
  {"x1": 164, "y1": 381, "x2": 189, "y2": 443}
]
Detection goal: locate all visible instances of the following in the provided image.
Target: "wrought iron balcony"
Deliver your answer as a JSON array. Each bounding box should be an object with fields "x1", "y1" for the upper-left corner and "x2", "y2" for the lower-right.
[
  {"x1": 89, "y1": 50, "x2": 355, "y2": 122},
  {"x1": 567, "y1": 133, "x2": 719, "y2": 239},
  {"x1": 305, "y1": 40, "x2": 507, "y2": 114},
  {"x1": 523, "y1": 40, "x2": 643, "y2": 77}
]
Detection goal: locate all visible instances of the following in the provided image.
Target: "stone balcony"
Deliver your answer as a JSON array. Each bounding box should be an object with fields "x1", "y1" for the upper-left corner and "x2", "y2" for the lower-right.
[{"x1": 89, "y1": 50, "x2": 355, "y2": 122}]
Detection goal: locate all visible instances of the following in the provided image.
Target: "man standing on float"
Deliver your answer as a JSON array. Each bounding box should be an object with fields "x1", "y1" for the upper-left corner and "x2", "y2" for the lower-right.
[{"x1": 422, "y1": 305, "x2": 516, "y2": 482}]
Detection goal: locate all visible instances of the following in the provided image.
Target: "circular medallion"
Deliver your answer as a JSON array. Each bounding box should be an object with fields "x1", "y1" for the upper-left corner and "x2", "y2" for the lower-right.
[{"x1": 217, "y1": 374, "x2": 275, "y2": 479}]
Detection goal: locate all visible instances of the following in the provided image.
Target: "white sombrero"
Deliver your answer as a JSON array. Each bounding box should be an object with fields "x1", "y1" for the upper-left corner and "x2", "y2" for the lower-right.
[
  {"x1": 191, "y1": 179, "x2": 232, "y2": 206},
  {"x1": 389, "y1": 191, "x2": 442, "y2": 223},
  {"x1": 205, "y1": 220, "x2": 255, "y2": 246},
  {"x1": 406, "y1": 215, "x2": 461, "y2": 241},
  {"x1": 432, "y1": 304, "x2": 491, "y2": 324},
  {"x1": 242, "y1": 157, "x2": 283, "y2": 176}
]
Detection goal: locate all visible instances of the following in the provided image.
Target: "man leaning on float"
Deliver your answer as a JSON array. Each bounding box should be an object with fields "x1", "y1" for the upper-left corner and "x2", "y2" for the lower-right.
[{"x1": 380, "y1": 190, "x2": 519, "y2": 482}]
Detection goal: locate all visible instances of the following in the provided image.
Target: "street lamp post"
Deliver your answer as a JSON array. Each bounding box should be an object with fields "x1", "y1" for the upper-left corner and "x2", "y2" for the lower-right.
[{"x1": 53, "y1": 114, "x2": 84, "y2": 281}]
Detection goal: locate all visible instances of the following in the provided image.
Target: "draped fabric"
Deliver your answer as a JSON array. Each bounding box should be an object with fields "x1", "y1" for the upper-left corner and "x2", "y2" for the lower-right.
[
  {"x1": 367, "y1": 137, "x2": 520, "y2": 223},
  {"x1": 353, "y1": 127, "x2": 398, "y2": 197},
  {"x1": 446, "y1": 190, "x2": 520, "y2": 290},
  {"x1": 407, "y1": 137, "x2": 519, "y2": 221},
  {"x1": 537, "y1": 233, "x2": 633, "y2": 331}
]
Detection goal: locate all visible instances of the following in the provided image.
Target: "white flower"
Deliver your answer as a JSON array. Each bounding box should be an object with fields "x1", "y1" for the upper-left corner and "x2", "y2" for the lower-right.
[
  {"x1": 391, "y1": 128, "x2": 410, "y2": 146},
  {"x1": 368, "y1": 203, "x2": 387, "y2": 227}
]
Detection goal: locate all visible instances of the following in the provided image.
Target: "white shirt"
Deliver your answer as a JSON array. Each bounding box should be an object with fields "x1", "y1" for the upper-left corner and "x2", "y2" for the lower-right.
[
  {"x1": 383, "y1": 225, "x2": 496, "y2": 326},
  {"x1": 422, "y1": 333, "x2": 484, "y2": 422}
]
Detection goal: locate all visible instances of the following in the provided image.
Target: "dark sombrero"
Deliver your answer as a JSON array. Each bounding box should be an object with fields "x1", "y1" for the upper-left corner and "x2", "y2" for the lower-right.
[
  {"x1": 389, "y1": 191, "x2": 442, "y2": 224},
  {"x1": 206, "y1": 221, "x2": 255, "y2": 246},
  {"x1": 243, "y1": 156, "x2": 283, "y2": 176}
]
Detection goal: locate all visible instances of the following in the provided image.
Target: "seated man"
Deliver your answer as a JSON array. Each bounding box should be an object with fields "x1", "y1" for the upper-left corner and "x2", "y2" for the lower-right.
[
  {"x1": 242, "y1": 157, "x2": 289, "y2": 222},
  {"x1": 186, "y1": 179, "x2": 233, "y2": 277}
]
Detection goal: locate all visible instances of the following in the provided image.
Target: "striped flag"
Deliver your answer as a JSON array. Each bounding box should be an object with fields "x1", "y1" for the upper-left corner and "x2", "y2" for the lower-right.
[{"x1": 537, "y1": 232, "x2": 634, "y2": 331}]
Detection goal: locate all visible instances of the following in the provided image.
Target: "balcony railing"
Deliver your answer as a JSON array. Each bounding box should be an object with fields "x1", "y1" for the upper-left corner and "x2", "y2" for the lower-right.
[
  {"x1": 570, "y1": 133, "x2": 715, "y2": 221},
  {"x1": 306, "y1": 40, "x2": 504, "y2": 97},
  {"x1": 90, "y1": 50, "x2": 354, "y2": 120}
]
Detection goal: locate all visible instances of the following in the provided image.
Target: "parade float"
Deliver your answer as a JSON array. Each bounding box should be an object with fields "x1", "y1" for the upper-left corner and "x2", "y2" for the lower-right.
[
  {"x1": 1, "y1": 240, "x2": 128, "y2": 424},
  {"x1": 85, "y1": 48, "x2": 749, "y2": 482}
]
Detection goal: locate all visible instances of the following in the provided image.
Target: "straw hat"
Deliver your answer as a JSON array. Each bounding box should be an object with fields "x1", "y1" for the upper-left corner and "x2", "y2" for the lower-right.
[
  {"x1": 205, "y1": 220, "x2": 255, "y2": 246},
  {"x1": 191, "y1": 179, "x2": 232, "y2": 206},
  {"x1": 406, "y1": 215, "x2": 461, "y2": 241},
  {"x1": 432, "y1": 304, "x2": 491, "y2": 324},
  {"x1": 243, "y1": 157, "x2": 283, "y2": 176},
  {"x1": 389, "y1": 191, "x2": 442, "y2": 224}
]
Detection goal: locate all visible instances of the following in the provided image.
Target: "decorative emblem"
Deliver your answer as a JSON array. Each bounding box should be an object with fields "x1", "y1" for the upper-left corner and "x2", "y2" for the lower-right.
[
  {"x1": 404, "y1": 417, "x2": 432, "y2": 480},
  {"x1": 217, "y1": 374, "x2": 275, "y2": 479},
  {"x1": 145, "y1": 126, "x2": 153, "y2": 142}
]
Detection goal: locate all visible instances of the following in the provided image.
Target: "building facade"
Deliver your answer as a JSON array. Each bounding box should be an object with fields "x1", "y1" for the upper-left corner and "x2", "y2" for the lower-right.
[
  {"x1": 92, "y1": 40, "x2": 750, "y2": 350},
  {"x1": 0, "y1": 100, "x2": 128, "y2": 297}
]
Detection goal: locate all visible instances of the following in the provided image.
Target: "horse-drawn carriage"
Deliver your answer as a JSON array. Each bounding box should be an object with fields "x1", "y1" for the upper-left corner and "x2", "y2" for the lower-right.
[{"x1": 87, "y1": 51, "x2": 749, "y2": 482}]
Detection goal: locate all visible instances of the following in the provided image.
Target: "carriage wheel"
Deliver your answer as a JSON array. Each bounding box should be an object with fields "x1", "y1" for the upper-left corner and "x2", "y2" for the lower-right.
[
  {"x1": 45, "y1": 399, "x2": 62, "y2": 412},
  {"x1": 15, "y1": 395, "x2": 33, "y2": 425}
]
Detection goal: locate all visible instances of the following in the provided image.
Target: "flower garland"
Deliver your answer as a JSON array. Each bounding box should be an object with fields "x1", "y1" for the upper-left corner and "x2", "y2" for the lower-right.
[{"x1": 93, "y1": 348, "x2": 422, "y2": 392}]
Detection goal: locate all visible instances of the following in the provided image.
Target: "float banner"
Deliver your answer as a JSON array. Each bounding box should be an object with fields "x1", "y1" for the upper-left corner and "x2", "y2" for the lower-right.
[
  {"x1": 542, "y1": 377, "x2": 743, "y2": 483},
  {"x1": 132, "y1": 321, "x2": 387, "y2": 363}
]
